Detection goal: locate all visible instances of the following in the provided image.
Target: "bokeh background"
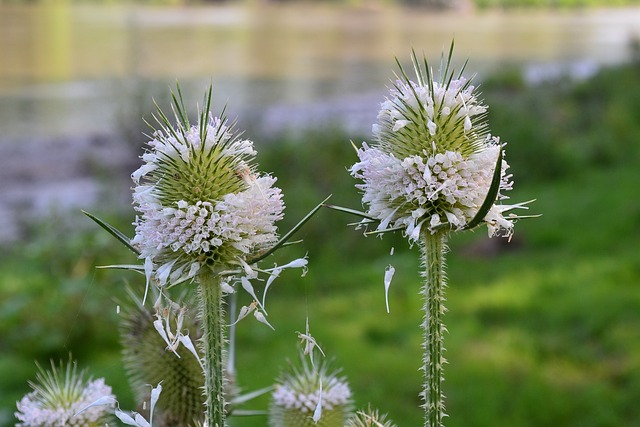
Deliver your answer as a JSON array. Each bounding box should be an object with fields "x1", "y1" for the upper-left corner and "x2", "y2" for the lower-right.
[{"x1": 1, "y1": 0, "x2": 640, "y2": 426}]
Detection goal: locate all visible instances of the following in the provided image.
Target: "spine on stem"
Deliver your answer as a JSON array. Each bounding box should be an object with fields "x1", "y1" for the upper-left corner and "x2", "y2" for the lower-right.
[
  {"x1": 199, "y1": 272, "x2": 227, "y2": 427},
  {"x1": 420, "y1": 231, "x2": 448, "y2": 427}
]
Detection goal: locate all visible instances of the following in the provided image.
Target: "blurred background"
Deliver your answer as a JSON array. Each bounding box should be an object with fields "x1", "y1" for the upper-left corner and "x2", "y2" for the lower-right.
[{"x1": 1, "y1": 0, "x2": 639, "y2": 426}]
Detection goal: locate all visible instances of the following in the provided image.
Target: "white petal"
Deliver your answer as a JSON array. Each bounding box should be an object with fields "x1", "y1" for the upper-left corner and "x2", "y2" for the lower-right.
[
  {"x1": 153, "y1": 318, "x2": 180, "y2": 358},
  {"x1": 254, "y1": 310, "x2": 275, "y2": 330},
  {"x1": 143, "y1": 257, "x2": 153, "y2": 305},
  {"x1": 384, "y1": 265, "x2": 396, "y2": 314},
  {"x1": 115, "y1": 409, "x2": 141, "y2": 426},
  {"x1": 73, "y1": 396, "x2": 116, "y2": 417},
  {"x1": 179, "y1": 334, "x2": 205, "y2": 371},
  {"x1": 156, "y1": 259, "x2": 177, "y2": 287},
  {"x1": 221, "y1": 281, "x2": 235, "y2": 294},
  {"x1": 392, "y1": 119, "x2": 410, "y2": 132},
  {"x1": 240, "y1": 277, "x2": 265, "y2": 312},
  {"x1": 230, "y1": 303, "x2": 255, "y2": 326},
  {"x1": 134, "y1": 413, "x2": 151, "y2": 427},
  {"x1": 149, "y1": 383, "x2": 163, "y2": 420},
  {"x1": 262, "y1": 268, "x2": 282, "y2": 309},
  {"x1": 464, "y1": 115, "x2": 472, "y2": 132},
  {"x1": 312, "y1": 380, "x2": 323, "y2": 423},
  {"x1": 278, "y1": 258, "x2": 308, "y2": 270}
]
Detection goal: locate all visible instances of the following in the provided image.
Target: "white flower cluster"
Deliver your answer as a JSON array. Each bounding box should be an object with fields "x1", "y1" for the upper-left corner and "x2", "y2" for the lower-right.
[
  {"x1": 352, "y1": 141, "x2": 514, "y2": 240},
  {"x1": 272, "y1": 379, "x2": 352, "y2": 413},
  {"x1": 15, "y1": 378, "x2": 113, "y2": 427},
  {"x1": 132, "y1": 175, "x2": 283, "y2": 286},
  {"x1": 131, "y1": 116, "x2": 285, "y2": 286}
]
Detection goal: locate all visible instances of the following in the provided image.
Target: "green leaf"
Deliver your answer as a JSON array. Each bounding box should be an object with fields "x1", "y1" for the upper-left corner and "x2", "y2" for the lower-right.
[
  {"x1": 82, "y1": 210, "x2": 140, "y2": 255},
  {"x1": 229, "y1": 410, "x2": 268, "y2": 416},
  {"x1": 463, "y1": 146, "x2": 503, "y2": 231},
  {"x1": 229, "y1": 386, "x2": 273, "y2": 406},
  {"x1": 96, "y1": 264, "x2": 145, "y2": 273},
  {"x1": 246, "y1": 195, "x2": 332, "y2": 264},
  {"x1": 322, "y1": 204, "x2": 378, "y2": 221},
  {"x1": 364, "y1": 225, "x2": 406, "y2": 236}
]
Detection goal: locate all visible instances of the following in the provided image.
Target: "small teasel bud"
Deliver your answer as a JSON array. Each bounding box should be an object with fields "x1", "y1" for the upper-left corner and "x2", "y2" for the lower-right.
[
  {"x1": 15, "y1": 359, "x2": 114, "y2": 427},
  {"x1": 269, "y1": 356, "x2": 353, "y2": 427},
  {"x1": 346, "y1": 405, "x2": 397, "y2": 427}
]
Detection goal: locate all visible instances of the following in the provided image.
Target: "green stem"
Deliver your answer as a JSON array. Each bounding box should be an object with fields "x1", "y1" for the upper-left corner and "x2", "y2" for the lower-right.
[
  {"x1": 420, "y1": 231, "x2": 447, "y2": 427},
  {"x1": 199, "y1": 272, "x2": 226, "y2": 427}
]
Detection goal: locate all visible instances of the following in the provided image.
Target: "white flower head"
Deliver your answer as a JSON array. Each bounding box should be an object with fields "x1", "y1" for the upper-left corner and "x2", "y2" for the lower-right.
[
  {"x1": 15, "y1": 360, "x2": 114, "y2": 427},
  {"x1": 131, "y1": 86, "x2": 285, "y2": 287},
  {"x1": 351, "y1": 46, "x2": 524, "y2": 241}
]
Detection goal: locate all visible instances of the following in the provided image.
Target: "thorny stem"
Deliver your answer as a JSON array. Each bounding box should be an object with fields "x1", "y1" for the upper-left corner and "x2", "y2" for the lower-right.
[
  {"x1": 420, "y1": 231, "x2": 447, "y2": 427},
  {"x1": 199, "y1": 271, "x2": 227, "y2": 427}
]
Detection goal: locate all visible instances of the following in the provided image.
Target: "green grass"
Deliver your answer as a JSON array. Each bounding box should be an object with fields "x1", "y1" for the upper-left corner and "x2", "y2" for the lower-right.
[{"x1": 2, "y1": 61, "x2": 640, "y2": 426}]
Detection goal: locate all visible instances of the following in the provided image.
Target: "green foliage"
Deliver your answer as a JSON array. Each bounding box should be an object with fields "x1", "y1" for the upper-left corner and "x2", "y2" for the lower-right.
[{"x1": 482, "y1": 63, "x2": 640, "y2": 183}]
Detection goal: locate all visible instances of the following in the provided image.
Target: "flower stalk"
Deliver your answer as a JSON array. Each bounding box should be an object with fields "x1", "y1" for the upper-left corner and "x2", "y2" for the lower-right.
[
  {"x1": 339, "y1": 42, "x2": 535, "y2": 427},
  {"x1": 420, "y1": 230, "x2": 447, "y2": 427},
  {"x1": 199, "y1": 271, "x2": 227, "y2": 427}
]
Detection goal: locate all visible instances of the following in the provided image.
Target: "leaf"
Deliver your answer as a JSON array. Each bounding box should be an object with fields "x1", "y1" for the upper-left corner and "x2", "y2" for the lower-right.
[
  {"x1": 363, "y1": 225, "x2": 406, "y2": 236},
  {"x1": 322, "y1": 204, "x2": 378, "y2": 221},
  {"x1": 96, "y1": 264, "x2": 145, "y2": 273},
  {"x1": 229, "y1": 386, "x2": 274, "y2": 406},
  {"x1": 82, "y1": 210, "x2": 140, "y2": 255},
  {"x1": 229, "y1": 410, "x2": 269, "y2": 416},
  {"x1": 464, "y1": 145, "x2": 503, "y2": 231},
  {"x1": 247, "y1": 195, "x2": 331, "y2": 264}
]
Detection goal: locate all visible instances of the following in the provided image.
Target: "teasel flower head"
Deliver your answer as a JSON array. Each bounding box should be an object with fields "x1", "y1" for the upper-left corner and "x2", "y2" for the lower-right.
[
  {"x1": 131, "y1": 86, "x2": 285, "y2": 287},
  {"x1": 269, "y1": 356, "x2": 353, "y2": 427},
  {"x1": 350, "y1": 43, "x2": 529, "y2": 242},
  {"x1": 15, "y1": 359, "x2": 114, "y2": 427},
  {"x1": 346, "y1": 405, "x2": 397, "y2": 427}
]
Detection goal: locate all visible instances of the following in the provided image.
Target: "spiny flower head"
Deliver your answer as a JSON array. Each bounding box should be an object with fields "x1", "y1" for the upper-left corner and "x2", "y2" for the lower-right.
[
  {"x1": 351, "y1": 45, "x2": 523, "y2": 241},
  {"x1": 15, "y1": 360, "x2": 114, "y2": 427},
  {"x1": 269, "y1": 357, "x2": 353, "y2": 427},
  {"x1": 131, "y1": 87, "x2": 284, "y2": 286}
]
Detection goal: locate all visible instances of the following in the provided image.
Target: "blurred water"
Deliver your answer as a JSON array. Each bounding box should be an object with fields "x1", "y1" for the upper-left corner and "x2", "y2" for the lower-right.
[
  {"x1": 0, "y1": 3, "x2": 639, "y2": 241},
  {"x1": 2, "y1": 3, "x2": 639, "y2": 138}
]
